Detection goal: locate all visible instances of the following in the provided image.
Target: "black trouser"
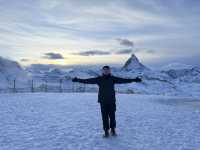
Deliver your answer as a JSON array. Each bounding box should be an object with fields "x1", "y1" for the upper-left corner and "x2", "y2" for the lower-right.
[{"x1": 100, "y1": 102, "x2": 116, "y2": 131}]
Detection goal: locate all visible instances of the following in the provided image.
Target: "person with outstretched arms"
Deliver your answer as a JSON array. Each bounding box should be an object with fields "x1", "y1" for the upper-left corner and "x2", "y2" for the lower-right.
[{"x1": 72, "y1": 65, "x2": 142, "y2": 138}]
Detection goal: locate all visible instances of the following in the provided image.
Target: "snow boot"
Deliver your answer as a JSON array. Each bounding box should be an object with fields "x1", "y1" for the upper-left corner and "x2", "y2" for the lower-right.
[
  {"x1": 103, "y1": 130, "x2": 109, "y2": 138},
  {"x1": 111, "y1": 128, "x2": 117, "y2": 136}
]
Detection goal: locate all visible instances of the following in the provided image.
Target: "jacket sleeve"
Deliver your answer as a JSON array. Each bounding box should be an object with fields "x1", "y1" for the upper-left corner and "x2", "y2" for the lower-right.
[
  {"x1": 113, "y1": 76, "x2": 136, "y2": 84},
  {"x1": 76, "y1": 77, "x2": 99, "y2": 84}
]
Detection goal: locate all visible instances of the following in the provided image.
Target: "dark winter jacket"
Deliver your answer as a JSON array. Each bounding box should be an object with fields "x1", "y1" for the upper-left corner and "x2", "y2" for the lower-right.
[{"x1": 73, "y1": 74, "x2": 141, "y2": 103}]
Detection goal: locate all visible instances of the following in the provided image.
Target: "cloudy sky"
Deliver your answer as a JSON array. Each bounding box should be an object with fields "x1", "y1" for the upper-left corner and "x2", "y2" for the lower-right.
[{"x1": 0, "y1": 0, "x2": 199, "y2": 68}]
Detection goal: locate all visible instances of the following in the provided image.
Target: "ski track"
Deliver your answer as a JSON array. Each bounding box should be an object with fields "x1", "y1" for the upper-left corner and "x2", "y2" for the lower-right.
[{"x1": 0, "y1": 93, "x2": 200, "y2": 150}]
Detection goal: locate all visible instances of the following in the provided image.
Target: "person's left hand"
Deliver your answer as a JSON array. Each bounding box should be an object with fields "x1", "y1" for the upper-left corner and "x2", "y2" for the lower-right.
[{"x1": 72, "y1": 77, "x2": 78, "y2": 82}]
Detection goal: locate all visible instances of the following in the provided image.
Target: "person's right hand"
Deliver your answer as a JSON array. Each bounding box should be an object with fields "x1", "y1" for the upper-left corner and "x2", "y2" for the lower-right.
[
  {"x1": 72, "y1": 77, "x2": 78, "y2": 82},
  {"x1": 134, "y1": 77, "x2": 142, "y2": 82}
]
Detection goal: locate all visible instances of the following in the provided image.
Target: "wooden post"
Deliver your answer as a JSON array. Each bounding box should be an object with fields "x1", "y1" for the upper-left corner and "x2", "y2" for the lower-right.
[
  {"x1": 72, "y1": 82, "x2": 74, "y2": 92},
  {"x1": 59, "y1": 79, "x2": 63, "y2": 93},
  {"x1": 83, "y1": 83, "x2": 86, "y2": 92},
  {"x1": 31, "y1": 80, "x2": 34, "y2": 93},
  {"x1": 13, "y1": 79, "x2": 16, "y2": 93},
  {"x1": 45, "y1": 80, "x2": 47, "y2": 92}
]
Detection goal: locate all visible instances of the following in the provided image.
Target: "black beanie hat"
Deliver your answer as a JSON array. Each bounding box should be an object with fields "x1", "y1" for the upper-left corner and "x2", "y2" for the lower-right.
[{"x1": 102, "y1": 65, "x2": 110, "y2": 69}]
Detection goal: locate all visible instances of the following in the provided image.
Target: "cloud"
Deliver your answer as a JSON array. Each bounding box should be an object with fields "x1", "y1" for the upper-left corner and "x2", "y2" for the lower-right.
[
  {"x1": 43, "y1": 52, "x2": 64, "y2": 59},
  {"x1": 0, "y1": 0, "x2": 200, "y2": 67},
  {"x1": 115, "y1": 49, "x2": 133, "y2": 54},
  {"x1": 20, "y1": 58, "x2": 29, "y2": 62},
  {"x1": 73, "y1": 50, "x2": 111, "y2": 56},
  {"x1": 116, "y1": 38, "x2": 134, "y2": 47},
  {"x1": 135, "y1": 48, "x2": 156, "y2": 54},
  {"x1": 145, "y1": 49, "x2": 155, "y2": 54},
  {"x1": 73, "y1": 48, "x2": 135, "y2": 56},
  {"x1": 72, "y1": 48, "x2": 155, "y2": 56}
]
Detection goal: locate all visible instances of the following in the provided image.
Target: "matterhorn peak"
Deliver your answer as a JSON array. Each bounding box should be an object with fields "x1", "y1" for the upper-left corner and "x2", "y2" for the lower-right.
[
  {"x1": 130, "y1": 54, "x2": 140, "y2": 62},
  {"x1": 122, "y1": 54, "x2": 149, "y2": 71}
]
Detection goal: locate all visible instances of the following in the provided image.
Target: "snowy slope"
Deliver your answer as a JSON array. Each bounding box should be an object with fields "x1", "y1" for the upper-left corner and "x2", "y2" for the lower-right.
[
  {"x1": 0, "y1": 93, "x2": 200, "y2": 150},
  {"x1": 0, "y1": 57, "x2": 29, "y2": 89}
]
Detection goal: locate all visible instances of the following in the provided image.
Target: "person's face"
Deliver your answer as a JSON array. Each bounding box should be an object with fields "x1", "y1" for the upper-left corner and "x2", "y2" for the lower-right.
[{"x1": 102, "y1": 68, "x2": 111, "y2": 75}]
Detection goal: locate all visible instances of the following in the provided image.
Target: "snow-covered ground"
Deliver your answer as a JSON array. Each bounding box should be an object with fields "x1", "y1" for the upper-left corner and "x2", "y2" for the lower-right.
[{"x1": 0, "y1": 93, "x2": 200, "y2": 150}]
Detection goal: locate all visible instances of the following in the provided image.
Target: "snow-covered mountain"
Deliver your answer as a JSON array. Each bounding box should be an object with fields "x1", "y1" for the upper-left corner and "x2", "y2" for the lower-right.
[
  {"x1": 122, "y1": 54, "x2": 149, "y2": 72},
  {"x1": 57, "y1": 54, "x2": 199, "y2": 97},
  {"x1": 1, "y1": 54, "x2": 199, "y2": 97},
  {"x1": 0, "y1": 57, "x2": 29, "y2": 89},
  {"x1": 161, "y1": 63, "x2": 200, "y2": 83},
  {"x1": 161, "y1": 63, "x2": 193, "y2": 71}
]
